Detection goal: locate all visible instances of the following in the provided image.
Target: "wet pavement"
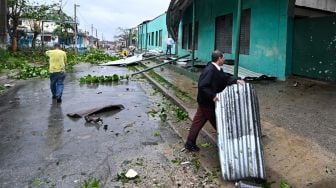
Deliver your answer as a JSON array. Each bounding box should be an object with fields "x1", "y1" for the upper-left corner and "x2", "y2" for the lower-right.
[{"x1": 0, "y1": 64, "x2": 218, "y2": 187}]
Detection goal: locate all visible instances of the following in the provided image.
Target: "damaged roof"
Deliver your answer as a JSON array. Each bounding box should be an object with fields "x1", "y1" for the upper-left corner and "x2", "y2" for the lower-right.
[{"x1": 166, "y1": 0, "x2": 193, "y2": 41}]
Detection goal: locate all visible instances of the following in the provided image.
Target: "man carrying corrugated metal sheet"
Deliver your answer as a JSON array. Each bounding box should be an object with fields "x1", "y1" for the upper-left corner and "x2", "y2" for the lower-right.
[{"x1": 185, "y1": 50, "x2": 245, "y2": 152}]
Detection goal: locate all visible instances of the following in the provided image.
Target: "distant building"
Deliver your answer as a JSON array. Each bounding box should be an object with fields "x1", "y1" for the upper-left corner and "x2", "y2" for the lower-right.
[{"x1": 137, "y1": 15, "x2": 172, "y2": 54}]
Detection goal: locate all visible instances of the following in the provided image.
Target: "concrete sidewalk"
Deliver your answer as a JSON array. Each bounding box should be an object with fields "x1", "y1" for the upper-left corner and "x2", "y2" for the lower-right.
[{"x1": 138, "y1": 59, "x2": 336, "y2": 188}]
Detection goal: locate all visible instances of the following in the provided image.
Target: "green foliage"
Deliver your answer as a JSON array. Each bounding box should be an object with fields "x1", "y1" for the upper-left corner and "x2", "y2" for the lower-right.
[
  {"x1": 200, "y1": 143, "x2": 211, "y2": 148},
  {"x1": 154, "y1": 132, "x2": 161, "y2": 137},
  {"x1": 175, "y1": 108, "x2": 188, "y2": 121},
  {"x1": 67, "y1": 50, "x2": 120, "y2": 70},
  {"x1": 206, "y1": 171, "x2": 218, "y2": 181},
  {"x1": 171, "y1": 158, "x2": 182, "y2": 165},
  {"x1": 79, "y1": 74, "x2": 128, "y2": 84},
  {"x1": 0, "y1": 49, "x2": 49, "y2": 79},
  {"x1": 191, "y1": 157, "x2": 201, "y2": 172},
  {"x1": 0, "y1": 85, "x2": 5, "y2": 94},
  {"x1": 80, "y1": 49, "x2": 120, "y2": 64},
  {"x1": 261, "y1": 181, "x2": 276, "y2": 188},
  {"x1": 158, "y1": 107, "x2": 167, "y2": 122},
  {"x1": 280, "y1": 180, "x2": 292, "y2": 188},
  {"x1": 81, "y1": 178, "x2": 100, "y2": 188},
  {"x1": 116, "y1": 172, "x2": 129, "y2": 184},
  {"x1": 17, "y1": 65, "x2": 49, "y2": 79},
  {"x1": 147, "y1": 70, "x2": 194, "y2": 103}
]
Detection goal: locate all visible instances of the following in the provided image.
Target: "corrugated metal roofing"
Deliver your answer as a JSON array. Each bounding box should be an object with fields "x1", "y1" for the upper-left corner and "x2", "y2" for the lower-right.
[
  {"x1": 222, "y1": 64, "x2": 263, "y2": 78},
  {"x1": 215, "y1": 83, "x2": 266, "y2": 181}
]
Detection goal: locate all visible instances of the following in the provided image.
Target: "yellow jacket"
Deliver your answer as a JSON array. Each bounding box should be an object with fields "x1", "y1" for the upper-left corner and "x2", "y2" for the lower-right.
[{"x1": 45, "y1": 49, "x2": 67, "y2": 73}]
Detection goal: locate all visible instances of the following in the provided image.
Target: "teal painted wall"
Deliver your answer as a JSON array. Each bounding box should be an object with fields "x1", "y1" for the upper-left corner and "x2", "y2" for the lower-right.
[
  {"x1": 138, "y1": 13, "x2": 176, "y2": 54},
  {"x1": 178, "y1": 0, "x2": 291, "y2": 79},
  {"x1": 293, "y1": 16, "x2": 336, "y2": 81}
]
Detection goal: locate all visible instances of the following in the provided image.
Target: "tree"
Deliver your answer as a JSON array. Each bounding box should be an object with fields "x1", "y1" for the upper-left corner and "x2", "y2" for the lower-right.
[
  {"x1": 114, "y1": 27, "x2": 137, "y2": 47},
  {"x1": 7, "y1": 0, "x2": 27, "y2": 51},
  {"x1": 52, "y1": 11, "x2": 74, "y2": 48},
  {"x1": 22, "y1": 3, "x2": 57, "y2": 48}
]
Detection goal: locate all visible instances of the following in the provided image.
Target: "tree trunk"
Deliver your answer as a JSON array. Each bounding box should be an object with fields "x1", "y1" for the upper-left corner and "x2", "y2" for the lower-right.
[
  {"x1": 32, "y1": 32, "x2": 39, "y2": 48},
  {"x1": 11, "y1": 36, "x2": 17, "y2": 52}
]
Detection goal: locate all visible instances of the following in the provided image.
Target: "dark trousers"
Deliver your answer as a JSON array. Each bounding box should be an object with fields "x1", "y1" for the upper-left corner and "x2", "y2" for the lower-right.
[
  {"x1": 49, "y1": 72, "x2": 65, "y2": 99},
  {"x1": 187, "y1": 106, "x2": 216, "y2": 144},
  {"x1": 166, "y1": 45, "x2": 172, "y2": 55}
]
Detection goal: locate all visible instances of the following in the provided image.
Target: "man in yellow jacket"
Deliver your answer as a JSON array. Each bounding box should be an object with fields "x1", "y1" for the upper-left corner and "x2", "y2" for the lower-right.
[{"x1": 46, "y1": 43, "x2": 67, "y2": 103}]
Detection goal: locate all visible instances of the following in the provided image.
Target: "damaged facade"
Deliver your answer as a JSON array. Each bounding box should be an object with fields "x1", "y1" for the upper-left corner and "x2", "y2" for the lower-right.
[{"x1": 137, "y1": 0, "x2": 336, "y2": 81}]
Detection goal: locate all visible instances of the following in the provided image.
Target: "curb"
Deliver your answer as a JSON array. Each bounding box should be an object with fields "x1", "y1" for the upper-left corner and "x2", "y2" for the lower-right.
[{"x1": 139, "y1": 66, "x2": 218, "y2": 146}]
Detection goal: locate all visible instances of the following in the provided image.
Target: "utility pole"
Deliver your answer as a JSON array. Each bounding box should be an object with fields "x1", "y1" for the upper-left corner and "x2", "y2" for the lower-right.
[
  {"x1": 91, "y1": 24, "x2": 93, "y2": 47},
  {"x1": 96, "y1": 28, "x2": 98, "y2": 48},
  {"x1": 102, "y1": 33, "x2": 104, "y2": 48},
  {"x1": 0, "y1": 0, "x2": 7, "y2": 48},
  {"x1": 74, "y1": 3, "x2": 80, "y2": 53}
]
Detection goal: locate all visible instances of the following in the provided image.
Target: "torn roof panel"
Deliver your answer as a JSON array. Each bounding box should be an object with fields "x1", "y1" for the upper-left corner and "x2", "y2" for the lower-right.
[{"x1": 166, "y1": 0, "x2": 193, "y2": 41}]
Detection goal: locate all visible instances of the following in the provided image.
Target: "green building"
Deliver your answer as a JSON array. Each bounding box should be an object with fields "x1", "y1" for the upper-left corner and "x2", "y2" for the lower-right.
[
  {"x1": 138, "y1": 0, "x2": 336, "y2": 81},
  {"x1": 137, "y1": 13, "x2": 176, "y2": 54}
]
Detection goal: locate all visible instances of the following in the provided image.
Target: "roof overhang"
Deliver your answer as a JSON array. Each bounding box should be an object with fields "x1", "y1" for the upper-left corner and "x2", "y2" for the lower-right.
[{"x1": 166, "y1": 0, "x2": 193, "y2": 41}]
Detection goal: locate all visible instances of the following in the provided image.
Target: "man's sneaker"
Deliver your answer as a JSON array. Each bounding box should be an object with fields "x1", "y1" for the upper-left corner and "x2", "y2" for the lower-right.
[
  {"x1": 56, "y1": 98, "x2": 62, "y2": 103},
  {"x1": 184, "y1": 142, "x2": 200, "y2": 152},
  {"x1": 52, "y1": 96, "x2": 57, "y2": 99}
]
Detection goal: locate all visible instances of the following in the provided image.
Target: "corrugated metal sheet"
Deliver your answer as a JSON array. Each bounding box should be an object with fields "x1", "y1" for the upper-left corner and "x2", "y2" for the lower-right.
[
  {"x1": 222, "y1": 64, "x2": 262, "y2": 79},
  {"x1": 215, "y1": 83, "x2": 266, "y2": 181},
  {"x1": 296, "y1": 0, "x2": 336, "y2": 12}
]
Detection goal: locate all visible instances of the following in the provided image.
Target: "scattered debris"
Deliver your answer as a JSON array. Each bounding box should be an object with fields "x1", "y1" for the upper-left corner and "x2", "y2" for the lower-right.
[
  {"x1": 141, "y1": 141, "x2": 158, "y2": 146},
  {"x1": 123, "y1": 122, "x2": 135, "y2": 130},
  {"x1": 103, "y1": 124, "x2": 108, "y2": 131},
  {"x1": 125, "y1": 169, "x2": 138, "y2": 179},
  {"x1": 4, "y1": 83, "x2": 15, "y2": 87},
  {"x1": 181, "y1": 161, "x2": 190, "y2": 165},
  {"x1": 293, "y1": 82, "x2": 298, "y2": 87},
  {"x1": 100, "y1": 54, "x2": 143, "y2": 66},
  {"x1": 244, "y1": 75, "x2": 277, "y2": 82},
  {"x1": 67, "y1": 104, "x2": 124, "y2": 118},
  {"x1": 235, "y1": 180, "x2": 263, "y2": 188},
  {"x1": 84, "y1": 115, "x2": 103, "y2": 124}
]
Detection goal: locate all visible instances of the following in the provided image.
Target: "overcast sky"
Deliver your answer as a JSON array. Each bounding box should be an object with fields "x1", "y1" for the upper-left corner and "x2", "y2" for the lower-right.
[{"x1": 36, "y1": 0, "x2": 171, "y2": 41}]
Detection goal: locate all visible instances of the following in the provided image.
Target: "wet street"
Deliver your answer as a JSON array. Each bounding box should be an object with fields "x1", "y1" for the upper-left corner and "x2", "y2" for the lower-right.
[{"x1": 0, "y1": 64, "x2": 218, "y2": 187}]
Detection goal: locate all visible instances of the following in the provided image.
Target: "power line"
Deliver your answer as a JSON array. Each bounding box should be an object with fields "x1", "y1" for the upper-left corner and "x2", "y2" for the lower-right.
[{"x1": 77, "y1": 10, "x2": 90, "y2": 28}]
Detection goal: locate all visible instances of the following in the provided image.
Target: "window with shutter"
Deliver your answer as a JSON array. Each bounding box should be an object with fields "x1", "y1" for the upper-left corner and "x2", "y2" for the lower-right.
[
  {"x1": 195, "y1": 22, "x2": 199, "y2": 50},
  {"x1": 182, "y1": 24, "x2": 188, "y2": 49},
  {"x1": 188, "y1": 23, "x2": 192, "y2": 49},
  {"x1": 159, "y1": 30, "x2": 162, "y2": 46},
  {"x1": 239, "y1": 9, "x2": 251, "y2": 55},
  {"x1": 215, "y1": 14, "x2": 233, "y2": 53}
]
